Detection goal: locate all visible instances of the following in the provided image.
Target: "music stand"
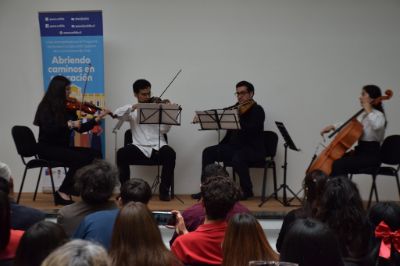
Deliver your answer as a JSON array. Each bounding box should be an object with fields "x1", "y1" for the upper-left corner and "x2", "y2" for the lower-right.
[
  {"x1": 259, "y1": 121, "x2": 302, "y2": 207},
  {"x1": 138, "y1": 103, "x2": 183, "y2": 203}
]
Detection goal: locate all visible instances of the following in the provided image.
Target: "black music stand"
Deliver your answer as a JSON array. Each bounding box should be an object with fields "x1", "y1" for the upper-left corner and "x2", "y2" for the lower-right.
[
  {"x1": 260, "y1": 121, "x2": 302, "y2": 207},
  {"x1": 138, "y1": 103, "x2": 183, "y2": 203}
]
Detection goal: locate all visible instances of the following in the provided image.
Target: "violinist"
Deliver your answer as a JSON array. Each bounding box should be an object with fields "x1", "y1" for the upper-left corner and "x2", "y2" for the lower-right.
[
  {"x1": 33, "y1": 75, "x2": 111, "y2": 205},
  {"x1": 192, "y1": 81, "x2": 265, "y2": 200},
  {"x1": 320, "y1": 85, "x2": 387, "y2": 176},
  {"x1": 114, "y1": 79, "x2": 176, "y2": 201}
]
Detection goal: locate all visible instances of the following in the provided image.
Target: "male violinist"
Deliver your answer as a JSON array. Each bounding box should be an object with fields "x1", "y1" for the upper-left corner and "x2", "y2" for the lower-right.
[
  {"x1": 114, "y1": 79, "x2": 176, "y2": 201},
  {"x1": 192, "y1": 81, "x2": 266, "y2": 200}
]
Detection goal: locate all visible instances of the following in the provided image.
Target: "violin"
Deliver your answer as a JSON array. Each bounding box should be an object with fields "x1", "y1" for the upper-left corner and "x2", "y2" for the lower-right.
[
  {"x1": 66, "y1": 97, "x2": 116, "y2": 118},
  {"x1": 224, "y1": 99, "x2": 256, "y2": 115},
  {"x1": 306, "y1": 89, "x2": 393, "y2": 175},
  {"x1": 147, "y1": 97, "x2": 170, "y2": 104}
]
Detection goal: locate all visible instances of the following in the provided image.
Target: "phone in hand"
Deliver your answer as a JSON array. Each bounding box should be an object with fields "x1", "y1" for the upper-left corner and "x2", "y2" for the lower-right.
[{"x1": 152, "y1": 211, "x2": 176, "y2": 227}]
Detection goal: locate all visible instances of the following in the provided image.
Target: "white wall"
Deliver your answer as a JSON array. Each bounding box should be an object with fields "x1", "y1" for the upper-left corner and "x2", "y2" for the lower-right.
[{"x1": 1, "y1": 0, "x2": 399, "y2": 200}]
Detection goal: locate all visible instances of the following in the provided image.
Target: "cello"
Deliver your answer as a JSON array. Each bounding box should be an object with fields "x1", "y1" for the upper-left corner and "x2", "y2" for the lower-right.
[{"x1": 306, "y1": 89, "x2": 393, "y2": 175}]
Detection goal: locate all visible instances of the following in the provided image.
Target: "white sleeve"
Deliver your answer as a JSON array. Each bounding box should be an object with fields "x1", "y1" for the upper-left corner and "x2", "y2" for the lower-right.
[
  {"x1": 114, "y1": 104, "x2": 133, "y2": 121},
  {"x1": 365, "y1": 111, "x2": 386, "y2": 130}
]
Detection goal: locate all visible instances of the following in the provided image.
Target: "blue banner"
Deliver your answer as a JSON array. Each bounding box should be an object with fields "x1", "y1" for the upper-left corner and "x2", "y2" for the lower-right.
[{"x1": 38, "y1": 10, "x2": 105, "y2": 156}]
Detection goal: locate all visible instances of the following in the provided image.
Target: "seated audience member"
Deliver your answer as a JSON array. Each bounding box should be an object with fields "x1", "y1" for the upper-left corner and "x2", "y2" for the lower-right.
[
  {"x1": 368, "y1": 202, "x2": 400, "y2": 266},
  {"x1": 0, "y1": 162, "x2": 45, "y2": 230},
  {"x1": 171, "y1": 175, "x2": 240, "y2": 265},
  {"x1": 222, "y1": 213, "x2": 278, "y2": 266},
  {"x1": 280, "y1": 218, "x2": 344, "y2": 266},
  {"x1": 276, "y1": 170, "x2": 328, "y2": 252},
  {"x1": 170, "y1": 163, "x2": 250, "y2": 245},
  {"x1": 41, "y1": 239, "x2": 110, "y2": 266},
  {"x1": 109, "y1": 202, "x2": 180, "y2": 266},
  {"x1": 0, "y1": 191, "x2": 24, "y2": 263},
  {"x1": 13, "y1": 221, "x2": 68, "y2": 266},
  {"x1": 73, "y1": 178, "x2": 152, "y2": 249},
  {"x1": 314, "y1": 176, "x2": 373, "y2": 265},
  {"x1": 57, "y1": 160, "x2": 118, "y2": 236}
]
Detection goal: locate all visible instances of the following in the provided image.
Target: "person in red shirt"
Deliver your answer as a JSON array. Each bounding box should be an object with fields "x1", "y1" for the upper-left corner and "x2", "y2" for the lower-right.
[
  {"x1": 0, "y1": 191, "x2": 24, "y2": 262},
  {"x1": 171, "y1": 176, "x2": 240, "y2": 265}
]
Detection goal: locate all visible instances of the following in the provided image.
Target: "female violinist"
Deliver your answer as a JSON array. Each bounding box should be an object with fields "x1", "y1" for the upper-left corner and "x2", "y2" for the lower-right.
[
  {"x1": 33, "y1": 75, "x2": 111, "y2": 205},
  {"x1": 320, "y1": 85, "x2": 387, "y2": 176}
]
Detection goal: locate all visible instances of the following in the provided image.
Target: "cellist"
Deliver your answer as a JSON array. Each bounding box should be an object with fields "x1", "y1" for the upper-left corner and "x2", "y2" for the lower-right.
[{"x1": 320, "y1": 85, "x2": 387, "y2": 176}]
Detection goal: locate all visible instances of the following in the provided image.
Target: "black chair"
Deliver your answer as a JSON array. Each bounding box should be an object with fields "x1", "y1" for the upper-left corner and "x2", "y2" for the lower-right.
[
  {"x1": 223, "y1": 131, "x2": 278, "y2": 202},
  {"x1": 124, "y1": 129, "x2": 175, "y2": 198},
  {"x1": 350, "y1": 135, "x2": 400, "y2": 208},
  {"x1": 11, "y1": 125, "x2": 66, "y2": 205}
]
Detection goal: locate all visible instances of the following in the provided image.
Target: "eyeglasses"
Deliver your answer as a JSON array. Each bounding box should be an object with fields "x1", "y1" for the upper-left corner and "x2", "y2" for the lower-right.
[{"x1": 234, "y1": 91, "x2": 249, "y2": 96}]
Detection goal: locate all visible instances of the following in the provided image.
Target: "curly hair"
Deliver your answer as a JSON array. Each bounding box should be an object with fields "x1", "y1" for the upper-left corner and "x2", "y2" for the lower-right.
[
  {"x1": 201, "y1": 175, "x2": 240, "y2": 220},
  {"x1": 74, "y1": 160, "x2": 118, "y2": 204}
]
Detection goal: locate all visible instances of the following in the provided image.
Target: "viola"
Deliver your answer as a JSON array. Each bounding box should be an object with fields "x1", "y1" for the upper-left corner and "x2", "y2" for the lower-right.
[
  {"x1": 147, "y1": 97, "x2": 170, "y2": 104},
  {"x1": 306, "y1": 89, "x2": 393, "y2": 175},
  {"x1": 66, "y1": 97, "x2": 116, "y2": 118}
]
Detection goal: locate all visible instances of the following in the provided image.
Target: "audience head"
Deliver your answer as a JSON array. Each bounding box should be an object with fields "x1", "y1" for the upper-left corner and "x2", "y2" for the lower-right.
[
  {"x1": 280, "y1": 218, "x2": 344, "y2": 266},
  {"x1": 41, "y1": 239, "x2": 110, "y2": 266},
  {"x1": 110, "y1": 202, "x2": 177, "y2": 266},
  {"x1": 0, "y1": 161, "x2": 13, "y2": 194},
  {"x1": 0, "y1": 176, "x2": 10, "y2": 195},
  {"x1": 222, "y1": 213, "x2": 278, "y2": 266},
  {"x1": 0, "y1": 190, "x2": 10, "y2": 251},
  {"x1": 14, "y1": 221, "x2": 68, "y2": 266},
  {"x1": 74, "y1": 160, "x2": 118, "y2": 205},
  {"x1": 203, "y1": 163, "x2": 229, "y2": 181},
  {"x1": 368, "y1": 202, "x2": 400, "y2": 266},
  {"x1": 315, "y1": 176, "x2": 370, "y2": 259},
  {"x1": 201, "y1": 176, "x2": 240, "y2": 220},
  {"x1": 119, "y1": 178, "x2": 152, "y2": 205},
  {"x1": 0, "y1": 161, "x2": 11, "y2": 183}
]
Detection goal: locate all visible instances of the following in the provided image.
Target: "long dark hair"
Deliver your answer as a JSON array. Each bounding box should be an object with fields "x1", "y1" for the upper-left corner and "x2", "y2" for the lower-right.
[
  {"x1": 34, "y1": 75, "x2": 71, "y2": 126},
  {"x1": 314, "y1": 176, "x2": 371, "y2": 259},
  {"x1": 363, "y1": 84, "x2": 385, "y2": 114},
  {"x1": 109, "y1": 202, "x2": 179, "y2": 266},
  {"x1": 0, "y1": 190, "x2": 10, "y2": 251},
  {"x1": 280, "y1": 218, "x2": 344, "y2": 266},
  {"x1": 14, "y1": 221, "x2": 68, "y2": 266},
  {"x1": 301, "y1": 170, "x2": 328, "y2": 217},
  {"x1": 222, "y1": 213, "x2": 278, "y2": 266},
  {"x1": 368, "y1": 202, "x2": 400, "y2": 266}
]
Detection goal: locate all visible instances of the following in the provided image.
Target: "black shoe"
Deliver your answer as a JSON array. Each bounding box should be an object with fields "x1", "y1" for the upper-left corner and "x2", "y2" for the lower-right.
[
  {"x1": 191, "y1": 192, "x2": 202, "y2": 200},
  {"x1": 240, "y1": 191, "x2": 254, "y2": 201},
  {"x1": 54, "y1": 192, "x2": 75, "y2": 206},
  {"x1": 159, "y1": 193, "x2": 171, "y2": 202}
]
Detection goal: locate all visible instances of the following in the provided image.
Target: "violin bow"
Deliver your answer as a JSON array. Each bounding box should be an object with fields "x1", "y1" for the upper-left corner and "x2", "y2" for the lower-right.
[{"x1": 158, "y1": 69, "x2": 182, "y2": 99}]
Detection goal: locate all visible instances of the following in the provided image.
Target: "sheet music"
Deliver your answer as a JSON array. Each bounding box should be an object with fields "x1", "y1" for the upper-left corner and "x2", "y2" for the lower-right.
[
  {"x1": 137, "y1": 103, "x2": 181, "y2": 125},
  {"x1": 195, "y1": 109, "x2": 240, "y2": 130}
]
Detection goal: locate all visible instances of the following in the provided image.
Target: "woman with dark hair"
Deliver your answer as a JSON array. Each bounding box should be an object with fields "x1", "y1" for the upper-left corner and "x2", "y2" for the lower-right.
[
  {"x1": 109, "y1": 202, "x2": 180, "y2": 266},
  {"x1": 280, "y1": 218, "x2": 344, "y2": 266},
  {"x1": 315, "y1": 176, "x2": 372, "y2": 265},
  {"x1": 222, "y1": 213, "x2": 278, "y2": 266},
  {"x1": 0, "y1": 191, "x2": 24, "y2": 263},
  {"x1": 34, "y1": 75, "x2": 111, "y2": 205},
  {"x1": 368, "y1": 202, "x2": 400, "y2": 266},
  {"x1": 13, "y1": 221, "x2": 68, "y2": 266},
  {"x1": 321, "y1": 85, "x2": 387, "y2": 176},
  {"x1": 276, "y1": 170, "x2": 328, "y2": 252}
]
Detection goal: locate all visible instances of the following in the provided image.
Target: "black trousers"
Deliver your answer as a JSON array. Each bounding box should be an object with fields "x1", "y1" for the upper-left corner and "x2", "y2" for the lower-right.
[
  {"x1": 117, "y1": 144, "x2": 176, "y2": 194},
  {"x1": 331, "y1": 141, "x2": 381, "y2": 176},
  {"x1": 37, "y1": 143, "x2": 102, "y2": 195},
  {"x1": 202, "y1": 143, "x2": 264, "y2": 195}
]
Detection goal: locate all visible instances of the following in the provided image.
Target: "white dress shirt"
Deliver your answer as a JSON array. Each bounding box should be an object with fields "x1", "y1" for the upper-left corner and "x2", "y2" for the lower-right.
[
  {"x1": 334, "y1": 109, "x2": 386, "y2": 143},
  {"x1": 114, "y1": 104, "x2": 171, "y2": 158}
]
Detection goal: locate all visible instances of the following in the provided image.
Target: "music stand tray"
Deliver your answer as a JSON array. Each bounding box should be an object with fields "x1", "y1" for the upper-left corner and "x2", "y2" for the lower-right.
[{"x1": 259, "y1": 121, "x2": 302, "y2": 207}]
